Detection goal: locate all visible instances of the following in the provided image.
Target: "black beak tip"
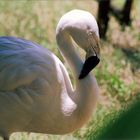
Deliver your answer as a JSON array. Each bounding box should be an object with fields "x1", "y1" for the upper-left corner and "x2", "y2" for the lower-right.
[
  {"x1": 79, "y1": 73, "x2": 85, "y2": 79},
  {"x1": 78, "y1": 56, "x2": 100, "y2": 79}
]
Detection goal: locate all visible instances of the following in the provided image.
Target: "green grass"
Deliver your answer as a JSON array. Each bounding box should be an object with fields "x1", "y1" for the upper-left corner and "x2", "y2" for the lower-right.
[{"x1": 0, "y1": 0, "x2": 140, "y2": 140}]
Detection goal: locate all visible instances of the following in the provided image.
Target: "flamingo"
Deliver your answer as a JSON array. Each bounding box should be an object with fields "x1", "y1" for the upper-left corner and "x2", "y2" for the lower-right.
[{"x1": 0, "y1": 9, "x2": 100, "y2": 140}]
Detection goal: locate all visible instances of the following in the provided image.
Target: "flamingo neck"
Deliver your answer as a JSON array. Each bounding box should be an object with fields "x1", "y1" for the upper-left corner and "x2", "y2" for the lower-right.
[{"x1": 56, "y1": 30, "x2": 98, "y2": 122}]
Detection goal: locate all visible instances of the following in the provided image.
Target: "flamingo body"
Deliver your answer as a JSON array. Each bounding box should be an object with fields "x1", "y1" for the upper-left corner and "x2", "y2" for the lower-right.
[{"x1": 0, "y1": 36, "x2": 75, "y2": 135}]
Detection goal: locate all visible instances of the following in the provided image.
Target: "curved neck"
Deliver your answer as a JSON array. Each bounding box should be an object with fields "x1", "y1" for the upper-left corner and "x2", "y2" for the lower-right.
[
  {"x1": 56, "y1": 29, "x2": 99, "y2": 118},
  {"x1": 55, "y1": 22, "x2": 100, "y2": 133}
]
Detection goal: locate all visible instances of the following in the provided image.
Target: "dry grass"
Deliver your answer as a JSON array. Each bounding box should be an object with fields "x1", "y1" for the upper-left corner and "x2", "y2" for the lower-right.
[{"x1": 0, "y1": 0, "x2": 140, "y2": 140}]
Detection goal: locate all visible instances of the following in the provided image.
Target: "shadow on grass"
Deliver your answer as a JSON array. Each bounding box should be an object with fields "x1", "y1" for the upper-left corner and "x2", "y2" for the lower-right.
[{"x1": 122, "y1": 48, "x2": 140, "y2": 71}]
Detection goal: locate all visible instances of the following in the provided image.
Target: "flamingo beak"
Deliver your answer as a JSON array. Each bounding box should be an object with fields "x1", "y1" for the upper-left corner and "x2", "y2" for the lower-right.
[
  {"x1": 79, "y1": 37, "x2": 100, "y2": 79},
  {"x1": 79, "y1": 53, "x2": 100, "y2": 79},
  {"x1": 78, "y1": 32, "x2": 100, "y2": 79}
]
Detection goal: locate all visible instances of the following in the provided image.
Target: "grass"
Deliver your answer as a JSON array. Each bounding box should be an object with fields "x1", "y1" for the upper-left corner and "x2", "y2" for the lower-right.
[{"x1": 0, "y1": 0, "x2": 140, "y2": 140}]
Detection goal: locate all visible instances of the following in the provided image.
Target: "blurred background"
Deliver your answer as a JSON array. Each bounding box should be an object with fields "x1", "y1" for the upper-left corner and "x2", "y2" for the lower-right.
[{"x1": 0, "y1": 0, "x2": 140, "y2": 140}]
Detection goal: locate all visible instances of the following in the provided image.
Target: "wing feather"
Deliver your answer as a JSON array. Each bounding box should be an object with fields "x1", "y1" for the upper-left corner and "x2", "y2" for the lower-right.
[{"x1": 0, "y1": 36, "x2": 54, "y2": 91}]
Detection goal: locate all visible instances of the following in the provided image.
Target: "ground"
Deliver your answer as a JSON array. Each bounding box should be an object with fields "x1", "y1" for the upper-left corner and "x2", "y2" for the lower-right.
[{"x1": 0, "y1": 0, "x2": 140, "y2": 140}]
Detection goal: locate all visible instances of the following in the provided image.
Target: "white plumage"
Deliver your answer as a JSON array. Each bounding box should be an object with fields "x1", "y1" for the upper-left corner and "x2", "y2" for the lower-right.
[{"x1": 0, "y1": 9, "x2": 100, "y2": 140}]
